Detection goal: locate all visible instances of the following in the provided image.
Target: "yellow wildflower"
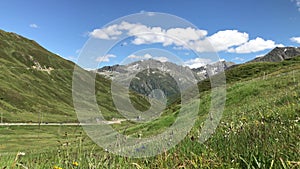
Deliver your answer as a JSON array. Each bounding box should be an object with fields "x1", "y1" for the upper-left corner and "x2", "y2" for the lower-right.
[
  {"x1": 241, "y1": 116, "x2": 247, "y2": 121},
  {"x1": 53, "y1": 166, "x2": 62, "y2": 169},
  {"x1": 72, "y1": 161, "x2": 79, "y2": 167}
]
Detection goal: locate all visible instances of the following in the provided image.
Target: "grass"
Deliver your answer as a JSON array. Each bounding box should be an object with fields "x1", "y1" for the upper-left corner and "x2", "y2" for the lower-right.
[{"x1": 1, "y1": 65, "x2": 299, "y2": 168}]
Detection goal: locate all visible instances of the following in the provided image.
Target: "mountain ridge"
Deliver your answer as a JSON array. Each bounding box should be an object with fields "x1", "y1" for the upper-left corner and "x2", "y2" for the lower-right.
[
  {"x1": 97, "y1": 58, "x2": 234, "y2": 103},
  {"x1": 250, "y1": 46, "x2": 300, "y2": 62},
  {"x1": 97, "y1": 58, "x2": 235, "y2": 81}
]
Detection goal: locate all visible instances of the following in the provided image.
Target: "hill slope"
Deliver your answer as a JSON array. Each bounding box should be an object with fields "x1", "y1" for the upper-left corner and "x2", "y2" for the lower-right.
[{"x1": 0, "y1": 30, "x2": 149, "y2": 122}]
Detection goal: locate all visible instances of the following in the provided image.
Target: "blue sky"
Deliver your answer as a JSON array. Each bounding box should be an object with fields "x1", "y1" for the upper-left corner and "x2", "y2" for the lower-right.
[{"x1": 1, "y1": 0, "x2": 300, "y2": 68}]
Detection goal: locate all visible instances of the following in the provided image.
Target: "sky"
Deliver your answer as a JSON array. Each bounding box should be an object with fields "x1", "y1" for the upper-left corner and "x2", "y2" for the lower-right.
[{"x1": 1, "y1": 0, "x2": 300, "y2": 68}]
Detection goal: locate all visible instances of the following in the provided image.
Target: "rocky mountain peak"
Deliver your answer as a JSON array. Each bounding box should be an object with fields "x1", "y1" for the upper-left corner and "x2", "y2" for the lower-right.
[{"x1": 251, "y1": 47, "x2": 300, "y2": 62}]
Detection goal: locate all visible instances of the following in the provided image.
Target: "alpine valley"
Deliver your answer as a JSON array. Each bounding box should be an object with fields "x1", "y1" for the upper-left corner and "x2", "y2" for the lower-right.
[{"x1": 0, "y1": 29, "x2": 299, "y2": 168}]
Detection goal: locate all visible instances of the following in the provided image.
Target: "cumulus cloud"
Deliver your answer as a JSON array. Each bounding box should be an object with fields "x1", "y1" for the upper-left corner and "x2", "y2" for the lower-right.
[
  {"x1": 29, "y1": 24, "x2": 38, "y2": 28},
  {"x1": 165, "y1": 27, "x2": 207, "y2": 45},
  {"x1": 290, "y1": 37, "x2": 300, "y2": 44},
  {"x1": 208, "y1": 30, "x2": 249, "y2": 51},
  {"x1": 153, "y1": 56, "x2": 169, "y2": 62},
  {"x1": 228, "y1": 37, "x2": 284, "y2": 53},
  {"x1": 89, "y1": 25, "x2": 122, "y2": 39},
  {"x1": 184, "y1": 58, "x2": 212, "y2": 68},
  {"x1": 89, "y1": 21, "x2": 207, "y2": 49},
  {"x1": 187, "y1": 30, "x2": 249, "y2": 53},
  {"x1": 90, "y1": 22, "x2": 248, "y2": 53},
  {"x1": 128, "y1": 53, "x2": 168, "y2": 62},
  {"x1": 127, "y1": 23, "x2": 208, "y2": 47},
  {"x1": 90, "y1": 22, "x2": 282, "y2": 54},
  {"x1": 96, "y1": 54, "x2": 116, "y2": 62}
]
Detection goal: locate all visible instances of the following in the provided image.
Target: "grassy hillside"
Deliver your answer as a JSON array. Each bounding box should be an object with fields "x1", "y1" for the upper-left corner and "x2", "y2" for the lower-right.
[
  {"x1": 198, "y1": 55, "x2": 300, "y2": 92},
  {"x1": 0, "y1": 30, "x2": 149, "y2": 122}
]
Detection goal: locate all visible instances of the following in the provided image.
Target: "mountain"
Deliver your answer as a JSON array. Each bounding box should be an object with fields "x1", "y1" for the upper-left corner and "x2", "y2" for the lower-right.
[
  {"x1": 98, "y1": 59, "x2": 235, "y2": 81},
  {"x1": 98, "y1": 59, "x2": 191, "y2": 104},
  {"x1": 0, "y1": 30, "x2": 77, "y2": 122},
  {"x1": 191, "y1": 60, "x2": 235, "y2": 80},
  {"x1": 0, "y1": 29, "x2": 149, "y2": 122},
  {"x1": 97, "y1": 59, "x2": 234, "y2": 103},
  {"x1": 250, "y1": 46, "x2": 300, "y2": 62}
]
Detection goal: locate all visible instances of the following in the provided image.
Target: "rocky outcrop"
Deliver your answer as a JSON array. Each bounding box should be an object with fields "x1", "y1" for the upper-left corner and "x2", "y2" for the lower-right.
[{"x1": 251, "y1": 47, "x2": 300, "y2": 62}]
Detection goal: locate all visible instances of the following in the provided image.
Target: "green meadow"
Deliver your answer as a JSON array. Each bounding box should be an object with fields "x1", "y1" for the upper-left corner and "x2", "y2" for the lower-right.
[{"x1": 1, "y1": 57, "x2": 300, "y2": 168}]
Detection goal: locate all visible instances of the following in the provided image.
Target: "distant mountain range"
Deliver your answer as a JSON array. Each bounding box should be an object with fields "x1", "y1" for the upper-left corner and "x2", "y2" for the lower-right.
[
  {"x1": 97, "y1": 59, "x2": 234, "y2": 102},
  {"x1": 97, "y1": 46, "x2": 300, "y2": 99},
  {"x1": 97, "y1": 59, "x2": 235, "y2": 81},
  {"x1": 98, "y1": 46, "x2": 300, "y2": 81}
]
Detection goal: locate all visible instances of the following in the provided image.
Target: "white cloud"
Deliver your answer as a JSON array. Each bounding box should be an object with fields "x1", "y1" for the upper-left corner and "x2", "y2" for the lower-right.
[
  {"x1": 89, "y1": 24, "x2": 122, "y2": 40},
  {"x1": 207, "y1": 30, "x2": 249, "y2": 52},
  {"x1": 89, "y1": 22, "x2": 283, "y2": 54},
  {"x1": 129, "y1": 25, "x2": 207, "y2": 47},
  {"x1": 292, "y1": 0, "x2": 300, "y2": 11},
  {"x1": 128, "y1": 53, "x2": 152, "y2": 59},
  {"x1": 131, "y1": 32, "x2": 166, "y2": 45},
  {"x1": 96, "y1": 54, "x2": 116, "y2": 62},
  {"x1": 233, "y1": 57, "x2": 245, "y2": 61},
  {"x1": 128, "y1": 53, "x2": 168, "y2": 62},
  {"x1": 290, "y1": 37, "x2": 300, "y2": 44},
  {"x1": 153, "y1": 56, "x2": 168, "y2": 62},
  {"x1": 184, "y1": 58, "x2": 212, "y2": 68},
  {"x1": 29, "y1": 24, "x2": 38, "y2": 28},
  {"x1": 165, "y1": 27, "x2": 207, "y2": 46},
  {"x1": 89, "y1": 21, "x2": 207, "y2": 49},
  {"x1": 186, "y1": 30, "x2": 249, "y2": 53},
  {"x1": 228, "y1": 37, "x2": 284, "y2": 53}
]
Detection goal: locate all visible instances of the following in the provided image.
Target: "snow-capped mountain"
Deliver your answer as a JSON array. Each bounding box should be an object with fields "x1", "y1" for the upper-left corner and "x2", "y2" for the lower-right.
[{"x1": 97, "y1": 59, "x2": 234, "y2": 102}]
